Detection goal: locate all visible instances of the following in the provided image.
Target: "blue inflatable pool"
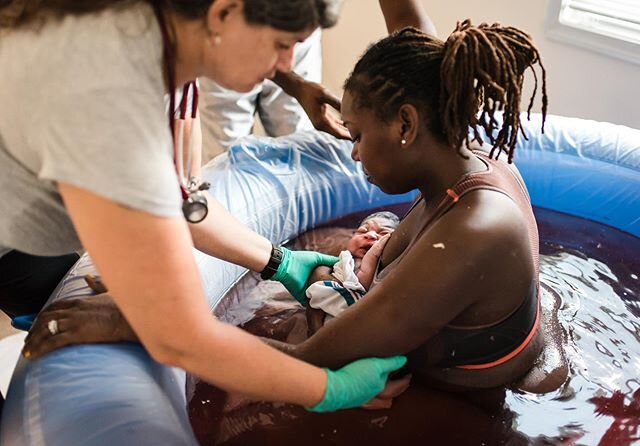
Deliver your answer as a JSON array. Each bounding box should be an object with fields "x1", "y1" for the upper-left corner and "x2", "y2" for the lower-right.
[{"x1": 1, "y1": 114, "x2": 638, "y2": 445}]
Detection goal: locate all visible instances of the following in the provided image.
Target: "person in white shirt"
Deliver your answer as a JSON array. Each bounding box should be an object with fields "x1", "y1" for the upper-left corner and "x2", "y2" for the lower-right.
[{"x1": 199, "y1": 29, "x2": 322, "y2": 162}]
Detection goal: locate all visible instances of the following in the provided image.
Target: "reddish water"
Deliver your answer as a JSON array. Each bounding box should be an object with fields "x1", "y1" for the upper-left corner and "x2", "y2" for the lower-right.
[{"x1": 188, "y1": 206, "x2": 640, "y2": 446}]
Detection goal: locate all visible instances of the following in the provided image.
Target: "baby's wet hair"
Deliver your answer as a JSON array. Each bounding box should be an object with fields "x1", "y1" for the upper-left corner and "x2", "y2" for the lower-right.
[
  {"x1": 344, "y1": 21, "x2": 547, "y2": 163},
  {"x1": 360, "y1": 211, "x2": 400, "y2": 230}
]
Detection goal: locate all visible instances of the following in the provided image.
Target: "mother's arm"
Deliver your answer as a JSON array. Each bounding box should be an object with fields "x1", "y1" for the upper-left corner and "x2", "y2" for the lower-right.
[{"x1": 288, "y1": 204, "x2": 497, "y2": 369}]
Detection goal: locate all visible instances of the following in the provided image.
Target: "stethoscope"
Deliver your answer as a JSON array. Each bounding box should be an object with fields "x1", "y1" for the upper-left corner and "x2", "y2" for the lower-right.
[
  {"x1": 155, "y1": 5, "x2": 209, "y2": 224},
  {"x1": 172, "y1": 81, "x2": 210, "y2": 224}
]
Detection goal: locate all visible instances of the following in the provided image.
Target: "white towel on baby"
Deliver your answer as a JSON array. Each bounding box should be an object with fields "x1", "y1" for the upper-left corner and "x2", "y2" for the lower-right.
[{"x1": 306, "y1": 250, "x2": 366, "y2": 318}]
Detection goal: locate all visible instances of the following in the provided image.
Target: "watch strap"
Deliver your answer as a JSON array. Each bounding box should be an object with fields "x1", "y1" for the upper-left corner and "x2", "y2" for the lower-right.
[{"x1": 260, "y1": 245, "x2": 284, "y2": 280}]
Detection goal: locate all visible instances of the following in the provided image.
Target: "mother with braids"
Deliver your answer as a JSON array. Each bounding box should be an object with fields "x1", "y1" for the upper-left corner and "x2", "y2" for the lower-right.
[
  {"x1": 277, "y1": 21, "x2": 555, "y2": 391},
  {"x1": 0, "y1": 0, "x2": 408, "y2": 415}
]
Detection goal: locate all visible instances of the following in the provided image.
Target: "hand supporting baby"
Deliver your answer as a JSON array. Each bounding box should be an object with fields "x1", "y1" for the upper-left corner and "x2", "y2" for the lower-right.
[
  {"x1": 305, "y1": 234, "x2": 392, "y2": 336},
  {"x1": 356, "y1": 233, "x2": 391, "y2": 290}
]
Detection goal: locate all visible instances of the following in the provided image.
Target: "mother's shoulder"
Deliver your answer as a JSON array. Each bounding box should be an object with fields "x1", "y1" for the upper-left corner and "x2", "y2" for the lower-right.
[{"x1": 433, "y1": 188, "x2": 528, "y2": 241}]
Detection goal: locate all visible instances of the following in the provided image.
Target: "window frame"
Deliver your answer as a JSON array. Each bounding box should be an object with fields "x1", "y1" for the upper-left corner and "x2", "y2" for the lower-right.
[{"x1": 544, "y1": 0, "x2": 640, "y2": 65}]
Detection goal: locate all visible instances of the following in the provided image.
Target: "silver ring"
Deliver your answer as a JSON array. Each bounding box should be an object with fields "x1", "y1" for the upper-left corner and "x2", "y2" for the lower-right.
[{"x1": 47, "y1": 319, "x2": 59, "y2": 336}]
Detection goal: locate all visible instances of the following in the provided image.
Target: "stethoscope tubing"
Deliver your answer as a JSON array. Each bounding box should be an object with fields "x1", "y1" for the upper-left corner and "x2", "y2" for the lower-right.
[{"x1": 152, "y1": 4, "x2": 207, "y2": 222}]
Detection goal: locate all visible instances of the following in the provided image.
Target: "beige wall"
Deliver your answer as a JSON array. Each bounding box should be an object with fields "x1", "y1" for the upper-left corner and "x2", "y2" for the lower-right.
[{"x1": 321, "y1": 0, "x2": 640, "y2": 129}]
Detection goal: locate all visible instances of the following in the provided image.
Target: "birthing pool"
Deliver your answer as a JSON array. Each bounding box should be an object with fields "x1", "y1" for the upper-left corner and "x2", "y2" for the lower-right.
[
  {"x1": 1, "y1": 114, "x2": 638, "y2": 446},
  {"x1": 187, "y1": 205, "x2": 640, "y2": 445}
]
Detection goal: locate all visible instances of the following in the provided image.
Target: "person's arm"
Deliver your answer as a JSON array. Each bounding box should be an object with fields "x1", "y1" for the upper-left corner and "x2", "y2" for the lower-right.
[
  {"x1": 272, "y1": 2, "x2": 436, "y2": 141},
  {"x1": 304, "y1": 265, "x2": 333, "y2": 335},
  {"x1": 189, "y1": 192, "x2": 273, "y2": 272},
  {"x1": 307, "y1": 265, "x2": 334, "y2": 284},
  {"x1": 47, "y1": 183, "x2": 407, "y2": 412},
  {"x1": 378, "y1": 0, "x2": 437, "y2": 35},
  {"x1": 54, "y1": 182, "x2": 326, "y2": 404},
  {"x1": 307, "y1": 306, "x2": 327, "y2": 336},
  {"x1": 288, "y1": 195, "x2": 520, "y2": 369},
  {"x1": 188, "y1": 196, "x2": 338, "y2": 303},
  {"x1": 272, "y1": 71, "x2": 350, "y2": 140}
]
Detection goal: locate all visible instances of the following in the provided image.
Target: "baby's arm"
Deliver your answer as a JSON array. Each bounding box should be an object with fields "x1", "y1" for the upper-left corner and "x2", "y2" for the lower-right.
[
  {"x1": 306, "y1": 265, "x2": 334, "y2": 285},
  {"x1": 306, "y1": 307, "x2": 326, "y2": 336},
  {"x1": 304, "y1": 265, "x2": 333, "y2": 333},
  {"x1": 357, "y1": 234, "x2": 391, "y2": 290}
]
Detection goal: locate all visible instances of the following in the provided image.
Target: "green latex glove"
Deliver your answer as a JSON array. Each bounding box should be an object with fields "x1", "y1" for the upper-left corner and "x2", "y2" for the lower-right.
[
  {"x1": 307, "y1": 356, "x2": 407, "y2": 413},
  {"x1": 272, "y1": 247, "x2": 339, "y2": 304}
]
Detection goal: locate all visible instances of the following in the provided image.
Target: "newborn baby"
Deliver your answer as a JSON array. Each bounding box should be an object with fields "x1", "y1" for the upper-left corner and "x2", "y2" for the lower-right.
[{"x1": 306, "y1": 211, "x2": 399, "y2": 334}]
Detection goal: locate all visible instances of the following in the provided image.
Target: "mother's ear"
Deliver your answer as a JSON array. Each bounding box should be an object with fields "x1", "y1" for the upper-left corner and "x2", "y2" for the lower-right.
[{"x1": 396, "y1": 104, "x2": 419, "y2": 147}]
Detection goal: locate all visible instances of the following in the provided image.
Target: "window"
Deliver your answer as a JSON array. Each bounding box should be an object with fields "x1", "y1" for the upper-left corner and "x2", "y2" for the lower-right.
[{"x1": 545, "y1": 0, "x2": 640, "y2": 64}]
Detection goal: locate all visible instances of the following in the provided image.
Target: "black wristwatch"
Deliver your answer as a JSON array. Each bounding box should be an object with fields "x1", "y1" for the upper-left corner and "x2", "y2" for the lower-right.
[{"x1": 260, "y1": 245, "x2": 284, "y2": 280}]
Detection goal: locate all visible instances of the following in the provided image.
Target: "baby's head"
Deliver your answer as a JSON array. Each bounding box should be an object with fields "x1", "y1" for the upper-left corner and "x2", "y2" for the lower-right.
[{"x1": 347, "y1": 211, "x2": 399, "y2": 259}]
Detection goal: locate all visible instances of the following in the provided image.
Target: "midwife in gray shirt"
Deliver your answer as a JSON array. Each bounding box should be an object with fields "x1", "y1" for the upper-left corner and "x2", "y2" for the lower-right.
[{"x1": 0, "y1": 0, "x2": 407, "y2": 416}]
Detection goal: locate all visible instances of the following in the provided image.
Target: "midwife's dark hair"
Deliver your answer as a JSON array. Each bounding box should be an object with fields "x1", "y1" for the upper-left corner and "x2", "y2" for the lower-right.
[
  {"x1": 0, "y1": 0, "x2": 341, "y2": 31},
  {"x1": 344, "y1": 21, "x2": 547, "y2": 162}
]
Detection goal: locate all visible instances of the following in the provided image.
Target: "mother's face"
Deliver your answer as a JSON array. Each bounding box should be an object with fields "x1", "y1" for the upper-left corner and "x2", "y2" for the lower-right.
[
  {"x1": 202, "y1": 1, "x2": 313, "y2": 92},
  {"x1": 342, "y1": 91, "x2": 412, "y2": 195}
]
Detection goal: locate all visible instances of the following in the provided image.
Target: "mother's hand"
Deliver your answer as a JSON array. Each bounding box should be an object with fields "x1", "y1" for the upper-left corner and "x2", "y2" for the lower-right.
[{"x1": 22, "y1": 292, "x2": 137, "y2": 359}]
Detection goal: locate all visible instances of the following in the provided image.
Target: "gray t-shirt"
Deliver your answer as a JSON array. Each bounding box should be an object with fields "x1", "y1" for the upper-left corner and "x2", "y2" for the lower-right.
[{"x1": 0, "y1": 4, "x2": 182, "y2": 257}]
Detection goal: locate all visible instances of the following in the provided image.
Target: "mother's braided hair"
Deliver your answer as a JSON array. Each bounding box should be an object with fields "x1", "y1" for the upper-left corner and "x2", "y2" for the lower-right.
[{"x1": 344, "y1": 21, "x2": 547, "y2": 163}]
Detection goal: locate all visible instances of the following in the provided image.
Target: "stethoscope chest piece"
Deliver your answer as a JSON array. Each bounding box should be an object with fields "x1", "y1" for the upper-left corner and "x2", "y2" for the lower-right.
[{"x1": 182, "y1": 178, "x2": 210, "y2": 224}]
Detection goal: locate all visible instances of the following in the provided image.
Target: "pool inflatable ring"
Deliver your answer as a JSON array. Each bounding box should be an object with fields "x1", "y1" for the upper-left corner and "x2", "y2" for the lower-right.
[{"x1": 2, "y1": 115, "x2": 638, "y2": 445}]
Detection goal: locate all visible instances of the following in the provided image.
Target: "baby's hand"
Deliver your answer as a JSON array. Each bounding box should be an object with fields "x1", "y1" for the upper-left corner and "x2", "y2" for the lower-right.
[
  {"x1": 366, "y1": 233, "x2": 391, "y2": 260},
  {"x1": 357, "y1": 234, "x2": 392, "y2": 290}
]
